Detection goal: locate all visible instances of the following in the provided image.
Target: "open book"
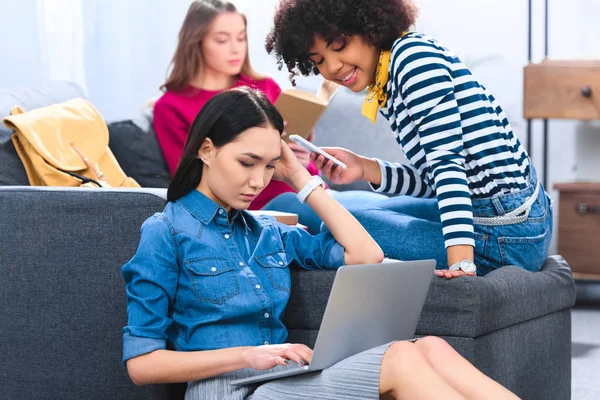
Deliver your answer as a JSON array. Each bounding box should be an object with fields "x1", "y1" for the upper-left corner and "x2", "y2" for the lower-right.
[
  {"x1": 275, "y1": 80, "x2": 340, "y2": 141},
  {"x1": 248, "y1": 210, "x2": 304, "y2": 228}
]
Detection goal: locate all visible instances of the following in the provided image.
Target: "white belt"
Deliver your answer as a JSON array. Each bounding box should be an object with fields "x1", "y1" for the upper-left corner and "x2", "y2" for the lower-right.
[{"x1": 473, "y1": 181, "x2": 540, "y2": 227}]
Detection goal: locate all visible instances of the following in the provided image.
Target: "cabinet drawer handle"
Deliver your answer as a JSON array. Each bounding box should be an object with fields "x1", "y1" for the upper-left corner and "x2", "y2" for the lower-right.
[
  {"x1": 576, "y1": 203, "x2": 600, "y2": 215},
  {"x1": 581, "y1": 86, "x2": 593, "y2": 98}
]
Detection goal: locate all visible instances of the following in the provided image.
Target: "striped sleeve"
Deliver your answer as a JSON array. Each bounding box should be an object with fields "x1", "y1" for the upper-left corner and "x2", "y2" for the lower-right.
[
  {"x1": 370, "y1": 159, "x2": 434, "y2": 198},
  {"x1": 392, "y1": 40, "x2": 474, "y2": 248}
]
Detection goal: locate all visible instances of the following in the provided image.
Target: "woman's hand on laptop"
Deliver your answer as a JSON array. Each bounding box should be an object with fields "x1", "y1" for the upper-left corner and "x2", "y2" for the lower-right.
[
  {"x1": 241, "y1": 343, "x2": 313, "y2": 370},
  {"x1": 310, "y1": 147, "x2": 365, "y2": 185}
]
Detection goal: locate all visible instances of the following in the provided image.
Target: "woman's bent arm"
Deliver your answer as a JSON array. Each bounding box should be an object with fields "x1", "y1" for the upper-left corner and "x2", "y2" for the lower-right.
[
  {"x1": 285, "y1": 167, "x2": 384, "y2": 266},
  {"x1": 126, "y1": 347, "x2": 249, "y2": 385}
]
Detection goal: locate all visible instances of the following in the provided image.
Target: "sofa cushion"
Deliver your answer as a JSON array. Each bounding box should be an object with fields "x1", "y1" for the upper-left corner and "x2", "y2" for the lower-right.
[
  {"x1": 285, "y1": 256, "x2": 576, "y2": 339},
  {"x1": 285, "y1": 267, "x2": 336, "y2": 330},
  {"x1": 0, "y1": 81, "x2": 86, "y2": 186},
  {"x1": 108, "y1": 109, "x2": 170, "y2": 188},
  {"x1": 0, "y1": 137, "x2": 28, "y2": 185}
]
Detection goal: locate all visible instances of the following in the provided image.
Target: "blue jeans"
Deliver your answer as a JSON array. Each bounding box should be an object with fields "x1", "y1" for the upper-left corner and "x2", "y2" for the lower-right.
[
  {"x1": 341, "y1": 169, "x2": 553, "y2": 275},
  {"x1": 262, "y1": 190, "x2": 389, "y2": 235}
]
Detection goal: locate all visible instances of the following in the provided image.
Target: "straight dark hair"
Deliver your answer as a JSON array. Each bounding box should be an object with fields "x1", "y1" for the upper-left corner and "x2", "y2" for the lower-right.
[{"x1": 167, "y1": 87, "x2": 284, "y2": 202}]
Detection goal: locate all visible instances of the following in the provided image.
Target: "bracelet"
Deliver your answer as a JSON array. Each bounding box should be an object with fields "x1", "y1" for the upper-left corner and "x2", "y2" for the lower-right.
[{"x1": 296, "y1": 176, "x2": 325, "y2": 203}]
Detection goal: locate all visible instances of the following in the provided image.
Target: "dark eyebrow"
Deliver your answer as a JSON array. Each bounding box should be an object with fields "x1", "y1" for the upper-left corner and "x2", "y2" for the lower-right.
[{"x1": 241, "y1": 153, "x2": 281, "y2": 162}]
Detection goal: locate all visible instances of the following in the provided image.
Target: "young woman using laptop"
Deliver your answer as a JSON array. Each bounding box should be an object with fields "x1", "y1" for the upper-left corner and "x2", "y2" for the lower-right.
[{"x1": 123, "y1": 88, "x2": 518, "y2": 399}]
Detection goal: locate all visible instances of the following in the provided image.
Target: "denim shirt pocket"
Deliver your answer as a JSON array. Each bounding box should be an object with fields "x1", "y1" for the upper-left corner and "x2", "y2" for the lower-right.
[
  {"x1": 185, "y1": 257, "x2": 240, "y2": 305},
  {"x1": 254, "y1": 251, "x2": 292, "y2": 293}
]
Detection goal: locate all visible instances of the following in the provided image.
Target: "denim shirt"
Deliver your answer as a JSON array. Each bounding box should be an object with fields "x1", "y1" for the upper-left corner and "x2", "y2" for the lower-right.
[{"x1": 122, "y1": 190, "x2": 345, "y2": 362}]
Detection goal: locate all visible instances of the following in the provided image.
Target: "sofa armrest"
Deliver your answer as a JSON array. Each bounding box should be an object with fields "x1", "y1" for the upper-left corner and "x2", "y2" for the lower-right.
[
  {"x1": 0, "y1": 186, "x2": 170, "y2": 400},
  {"x1": 284, "y1": 256, "x2": 576, "y2": 340},
  {"x1": 417, "y1": 255, "x2": 577, "y2": 337}
]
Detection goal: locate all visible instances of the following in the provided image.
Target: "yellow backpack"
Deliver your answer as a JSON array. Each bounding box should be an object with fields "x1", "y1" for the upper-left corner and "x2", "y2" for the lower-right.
[{"x1": 3, "y1": 98, "x2": 139, "y2": 188}]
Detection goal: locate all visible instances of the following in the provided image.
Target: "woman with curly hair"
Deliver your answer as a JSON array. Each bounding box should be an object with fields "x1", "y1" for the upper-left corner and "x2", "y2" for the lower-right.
[{"x1": 266, "y1": 0, "x2": 552, "y2": 279}]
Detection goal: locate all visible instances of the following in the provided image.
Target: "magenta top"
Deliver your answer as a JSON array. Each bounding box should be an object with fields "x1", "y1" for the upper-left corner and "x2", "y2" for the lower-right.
[{"x1": 153, "y1": 74, "x2": 320, "y2": 210}]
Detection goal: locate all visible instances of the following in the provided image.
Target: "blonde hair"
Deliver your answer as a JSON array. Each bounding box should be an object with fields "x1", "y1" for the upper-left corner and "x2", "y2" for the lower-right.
[{"x1": 161, "y1": 0, "x2": 266, "y2": 92}]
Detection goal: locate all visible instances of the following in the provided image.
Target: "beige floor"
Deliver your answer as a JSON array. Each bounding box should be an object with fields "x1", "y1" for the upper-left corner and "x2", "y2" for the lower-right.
[{"x1": 572, "y1": 306, "x2": 600, "y2": 399}]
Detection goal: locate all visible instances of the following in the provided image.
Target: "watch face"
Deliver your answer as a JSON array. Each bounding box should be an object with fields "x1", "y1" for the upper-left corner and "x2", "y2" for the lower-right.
[{"x1": 459, "y1": 261, "x2": 477, "y2": 273}]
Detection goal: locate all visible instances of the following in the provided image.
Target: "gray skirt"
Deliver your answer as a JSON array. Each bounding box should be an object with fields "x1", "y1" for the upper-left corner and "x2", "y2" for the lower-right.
[{"x1": 185, "y1": 342, "x2": 395, "y2": 400}]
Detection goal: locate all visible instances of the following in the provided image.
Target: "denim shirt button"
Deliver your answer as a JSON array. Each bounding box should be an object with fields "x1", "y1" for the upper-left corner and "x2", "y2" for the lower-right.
[
  {"x1": 255, "y1": 284, "x2": 261, "y2": 289},
  {"x1": 264, "y1": 313, "x2": 270, "y2": 318},
  {"x1": 211, "y1": 267, "x2": 216, "y2": 272},
  {"x1": 218, "y1": 209, "x2": 224, "y2": 214},
  {"x1": 239, "y1": 262, "x2": 244, "y2": 266},
  {"x1": 224, "y1": 234, "x2": 230, "y2": 239},
  {"x1": 278, "y1": 261, "x2": 284, "y2": 266},
  {"x1": 264, "y1": 341, "x2": 269, "y2": 345}
]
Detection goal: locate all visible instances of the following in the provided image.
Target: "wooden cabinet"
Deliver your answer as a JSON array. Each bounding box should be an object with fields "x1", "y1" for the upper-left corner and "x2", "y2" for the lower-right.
[
  {"x1": 524, "y1": 60, "x2": 600, "y2": 120},
  {"x1": 525, "y1": 59, "x2": 600, "y2": 280},
  {"x1": 554, "y1": 182, "x2": 600, "y2": 279}
]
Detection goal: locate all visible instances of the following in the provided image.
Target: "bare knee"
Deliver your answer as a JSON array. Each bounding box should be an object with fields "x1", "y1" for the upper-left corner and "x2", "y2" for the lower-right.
[
  {"x1": 382, "y1": 341, "x2": 430, "y2": 378},
  {"x1": 386, "y1": 341, "x2": 421, "y2": 365},
  {"x1": 415, "y1": 336, "x2": 451, "y2": 351},
  {"x1": 415, "y1": 336, "x2": 458, "y2": 362},
  {"x1": 380, "y1": 341, "x2": 424, "y2": 395}
]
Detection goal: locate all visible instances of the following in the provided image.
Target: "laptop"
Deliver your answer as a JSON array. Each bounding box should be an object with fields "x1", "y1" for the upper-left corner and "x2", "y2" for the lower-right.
[{"x1": 230, "y1": 259, "x2": 435, "y2": 386}]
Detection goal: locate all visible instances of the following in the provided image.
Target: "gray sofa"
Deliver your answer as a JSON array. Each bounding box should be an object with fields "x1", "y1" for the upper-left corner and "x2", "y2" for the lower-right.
[{"x1": 0, "y1": 82, "x2": 576, "y2": 399}]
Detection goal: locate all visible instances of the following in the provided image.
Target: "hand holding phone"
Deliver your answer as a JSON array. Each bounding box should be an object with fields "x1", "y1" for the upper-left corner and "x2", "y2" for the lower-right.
[{"x1": 288, "y1": 135, "x2": 347, "y2": 169}]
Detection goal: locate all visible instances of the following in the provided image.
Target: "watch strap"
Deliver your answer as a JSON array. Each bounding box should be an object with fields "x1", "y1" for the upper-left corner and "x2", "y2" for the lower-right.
[
  {"x1": 296, "y1": 176, "x2": 325, "y2": 203},
  {"x1": 449, "y1": 259, "x2": 477, "y2": 273}
]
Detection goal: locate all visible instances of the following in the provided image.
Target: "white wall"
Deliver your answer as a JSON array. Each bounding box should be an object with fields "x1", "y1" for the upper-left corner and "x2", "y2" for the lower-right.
[
  {"x1": 232, "y1": 0, "x2": 322, "y2": 91},
  {"x1": 0, "y1": 0, "x2": 190, "y2": 120},
  {"x1": 1, "y1": 0, "x2": 598, "y2": 253}
]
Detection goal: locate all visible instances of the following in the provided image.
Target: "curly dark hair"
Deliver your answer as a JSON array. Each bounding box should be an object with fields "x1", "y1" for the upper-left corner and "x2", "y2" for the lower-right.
[{"x1": 266, "y1": 0, "x2": 418, "y2": 84}]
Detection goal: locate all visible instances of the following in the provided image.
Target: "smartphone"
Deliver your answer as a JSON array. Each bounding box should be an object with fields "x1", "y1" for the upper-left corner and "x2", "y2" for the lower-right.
[{"x1": 288, "y1": 135, "x2": 347, "y2": 169}]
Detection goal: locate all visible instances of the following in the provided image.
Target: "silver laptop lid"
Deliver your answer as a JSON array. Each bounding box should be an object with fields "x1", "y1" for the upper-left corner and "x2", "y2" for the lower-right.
[{"x1": 308, "y1": 260, "x2": 435, "y2": 370}]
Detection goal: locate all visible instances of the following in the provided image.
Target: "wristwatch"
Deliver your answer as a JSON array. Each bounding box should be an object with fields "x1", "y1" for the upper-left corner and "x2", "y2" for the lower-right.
[
  {"x1": 296, "y1": 176, "x2": 325, "y2": 203},
  {"x1": 449, "y1": 260, "x2": 477, "y2": 274}
]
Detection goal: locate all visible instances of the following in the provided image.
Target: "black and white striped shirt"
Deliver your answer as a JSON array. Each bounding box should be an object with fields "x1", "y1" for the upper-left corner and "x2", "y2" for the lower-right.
[{"x1": 373, "y1": 33, "x2": 531, "y2": 248}]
